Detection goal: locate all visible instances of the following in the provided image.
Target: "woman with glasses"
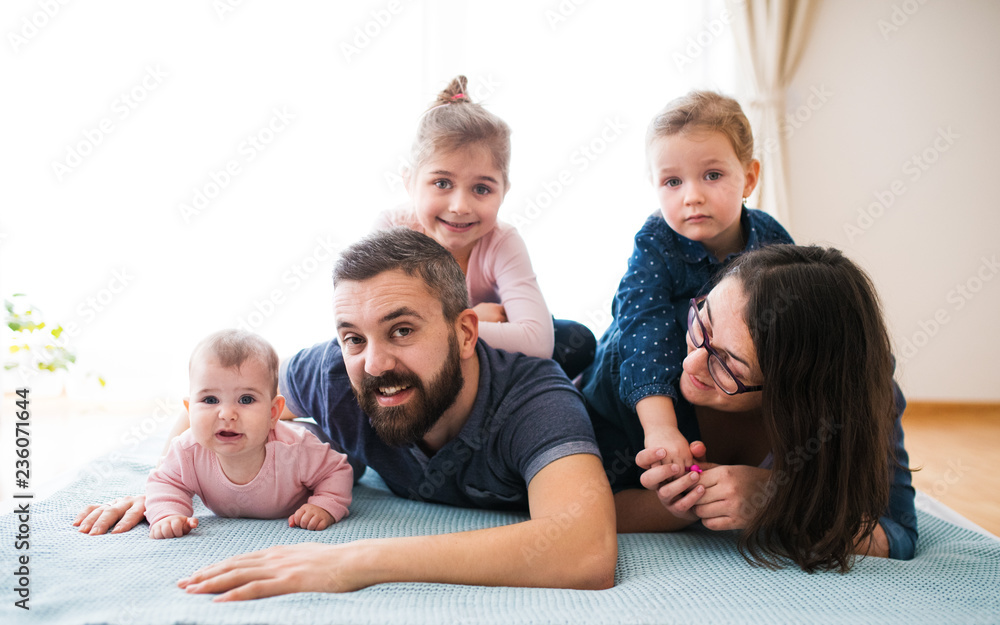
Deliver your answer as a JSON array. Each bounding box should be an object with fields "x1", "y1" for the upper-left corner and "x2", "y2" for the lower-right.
[{"x1": 585, "y1": 244, "x2": 917, "y2": 571}]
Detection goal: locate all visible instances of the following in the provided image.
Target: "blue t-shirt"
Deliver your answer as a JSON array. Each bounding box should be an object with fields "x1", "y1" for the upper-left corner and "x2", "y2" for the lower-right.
[
  {"x1": 580, "y1": 207, "x2": 793, "y2": 423},
  {"x1": 280, "y1": 339, "x2": 600, "y2": 510}
]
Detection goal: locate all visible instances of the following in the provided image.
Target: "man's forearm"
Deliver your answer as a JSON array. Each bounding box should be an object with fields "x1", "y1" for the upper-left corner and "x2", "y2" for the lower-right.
[
  {"x1": 352, "y1": 509, "x2": 616, "y2": 590},
  {"x1": 351, "y1": 455, "x2": 617, "y2": 590},
  {"x1": 181, "y1": 454, "x2": 618, "y2": 599}
]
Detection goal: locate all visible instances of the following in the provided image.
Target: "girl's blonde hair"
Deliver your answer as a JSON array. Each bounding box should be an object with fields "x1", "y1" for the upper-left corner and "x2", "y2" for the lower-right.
[
  {"x1": 410, "y1": 75, "x2": 511, "y2": 189},
  {"x1": 646, "y1": 90, "x2": 755, "y2": 166}
]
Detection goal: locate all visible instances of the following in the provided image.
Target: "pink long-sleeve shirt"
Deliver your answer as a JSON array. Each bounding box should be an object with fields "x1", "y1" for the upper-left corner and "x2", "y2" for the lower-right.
[
  {"x1": 145, "y1": 420, "x2": 353, "y2": 526},
  {"x1": 376, "y1": 207, "x2": 555, "y2": 358}
]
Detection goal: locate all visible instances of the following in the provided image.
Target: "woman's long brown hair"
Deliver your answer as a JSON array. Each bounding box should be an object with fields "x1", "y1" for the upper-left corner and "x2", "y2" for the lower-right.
[{"x1": 723, "y1": 245, "x2": 898, "y2": 572}]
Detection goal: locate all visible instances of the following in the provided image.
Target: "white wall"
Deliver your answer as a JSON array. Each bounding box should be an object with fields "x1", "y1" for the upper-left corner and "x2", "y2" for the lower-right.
[
  {"x1": 6, "y1": 1, "x2": 991, "y2": 404},
  {"x1": 784, "y1": 0, "x2": 1000, "y2": 402}
]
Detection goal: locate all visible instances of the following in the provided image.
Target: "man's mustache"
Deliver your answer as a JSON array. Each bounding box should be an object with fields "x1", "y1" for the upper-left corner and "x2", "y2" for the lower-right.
[{"x1": 359, "y1": 369, "x2": 422, "y2": 395}]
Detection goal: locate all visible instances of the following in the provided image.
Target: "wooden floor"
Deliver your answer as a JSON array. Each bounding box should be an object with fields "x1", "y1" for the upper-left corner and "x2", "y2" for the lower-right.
[
  {"x1": 3, "y1": 395, "x2": 999, "y2": 537},
  {"x1": 902, "y1": 402, "x2": 1000, "y2": 536}
]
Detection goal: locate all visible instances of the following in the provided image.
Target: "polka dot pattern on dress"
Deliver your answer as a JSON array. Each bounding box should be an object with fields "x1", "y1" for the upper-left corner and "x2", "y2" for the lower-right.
[{"x1": 580, "y1": 209, "x2": 793, "y2": 410}]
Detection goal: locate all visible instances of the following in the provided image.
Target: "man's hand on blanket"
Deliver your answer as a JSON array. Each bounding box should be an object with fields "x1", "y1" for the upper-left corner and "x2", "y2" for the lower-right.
[
  {"x1": 150, "y1": 515, "x2": 199, "y2": 539},
  {"x1": 289, "y1": 503, "x2": 334, "y2": 530},
  {"x1": 178, "y1": 543, "x2": 359, "y2": 600},
  {"x1": 72, "y1": 495, "x2": 147, "y2": 535}
]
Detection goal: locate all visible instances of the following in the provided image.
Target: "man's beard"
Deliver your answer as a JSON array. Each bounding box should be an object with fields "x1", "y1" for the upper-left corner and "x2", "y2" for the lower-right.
[{"x1": 353, "y1": 331, "x2": 465, "y2": 447}]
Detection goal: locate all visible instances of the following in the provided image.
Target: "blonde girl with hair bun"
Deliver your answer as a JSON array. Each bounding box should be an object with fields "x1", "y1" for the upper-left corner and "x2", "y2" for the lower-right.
[{"x1": 375, "y1": 75, "x2": 596, "y2": 378}]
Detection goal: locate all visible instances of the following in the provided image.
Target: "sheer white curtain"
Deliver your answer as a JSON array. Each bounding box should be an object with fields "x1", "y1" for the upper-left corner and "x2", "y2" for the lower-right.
[{"x1": 726, "y1": 0, "x2": 818, "y2": 227}]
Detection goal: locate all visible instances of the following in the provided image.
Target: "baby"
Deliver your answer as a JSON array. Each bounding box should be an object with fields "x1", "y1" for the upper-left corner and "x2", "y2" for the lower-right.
[{"x1": 144, "y1": 329, "x2": 353, "y2": 539}]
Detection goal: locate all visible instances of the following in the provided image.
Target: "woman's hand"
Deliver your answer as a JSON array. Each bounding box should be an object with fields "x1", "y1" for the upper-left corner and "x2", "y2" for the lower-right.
[
  {"x1": 636, "y1": 441, "x2": 709, "y2": 521},
  {"x1": 643, "y1": 467, "x2": 705, "y2": 522},
  {"x1": 72, "y1": 496, "x2": 147, "y2": 535},
  {"x1": 691, "y1": 465, "x2": 770, "y2": 531}
]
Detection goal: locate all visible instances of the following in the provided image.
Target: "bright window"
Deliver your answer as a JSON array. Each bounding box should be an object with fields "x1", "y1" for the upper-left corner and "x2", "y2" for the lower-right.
[{"x1": 1, "y1": 0, "x2": 736, "y2": 398}]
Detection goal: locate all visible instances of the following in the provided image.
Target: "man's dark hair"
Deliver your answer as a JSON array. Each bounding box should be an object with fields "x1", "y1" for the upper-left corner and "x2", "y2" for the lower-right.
[{"x1": 333, "y1": 227, "x2": 470, "y2": 321}]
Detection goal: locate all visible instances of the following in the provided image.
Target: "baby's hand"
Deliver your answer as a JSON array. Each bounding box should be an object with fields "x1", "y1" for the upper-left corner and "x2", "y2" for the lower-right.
[
  {"x1": 643, "y1": 427, "x2": 695, "y2": 483},
  {"x1": 149, "y1": 515, "x2": 198, "y2": 539},
  {"x1": 289, "y1": 503, "x2": 334, "y2": 531}
]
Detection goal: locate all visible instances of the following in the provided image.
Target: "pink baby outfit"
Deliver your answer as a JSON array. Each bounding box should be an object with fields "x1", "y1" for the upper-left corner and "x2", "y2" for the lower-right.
[
  {"x1": 376, "y1": 207, "x2": 555, "y2": 358},
  {"x1": 145, "y1": 420, "x2": 353, "y2": 525}
]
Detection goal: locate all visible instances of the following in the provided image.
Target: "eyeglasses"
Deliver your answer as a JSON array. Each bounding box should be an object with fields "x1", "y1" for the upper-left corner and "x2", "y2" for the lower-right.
[{"x1": 686, "y1": 297, "x2": 763, "y2": 396}]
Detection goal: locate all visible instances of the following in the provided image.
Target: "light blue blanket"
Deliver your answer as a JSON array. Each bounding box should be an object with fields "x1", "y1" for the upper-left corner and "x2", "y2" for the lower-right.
[{"x1": 2, "y1": 452, "x2": 998, "y2": 625}]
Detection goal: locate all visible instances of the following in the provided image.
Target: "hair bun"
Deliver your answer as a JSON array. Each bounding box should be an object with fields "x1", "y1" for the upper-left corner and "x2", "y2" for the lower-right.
[{"x1": 434, "y1": 75, "x2": 470, "y2": 106}]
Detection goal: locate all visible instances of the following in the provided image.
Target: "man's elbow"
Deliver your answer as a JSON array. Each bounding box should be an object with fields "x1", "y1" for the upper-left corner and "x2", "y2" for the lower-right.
[{"x1": 570, "y1": 526, "x2": 618, "y2": 590}]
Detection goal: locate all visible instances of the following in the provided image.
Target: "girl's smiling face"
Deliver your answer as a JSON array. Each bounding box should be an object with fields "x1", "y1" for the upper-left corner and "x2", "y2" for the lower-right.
[
  {"x1": 649, "y1": 130, "x2": 759, "y2": 260},
  {"x1": 407, "y1": 143, "x2": 506, "y2": 268}
]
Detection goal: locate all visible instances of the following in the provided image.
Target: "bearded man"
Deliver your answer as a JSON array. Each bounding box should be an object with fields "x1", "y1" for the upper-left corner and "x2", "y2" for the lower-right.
[{"x1": 77, "y1": 228, "x2": 616, "y2": 599}]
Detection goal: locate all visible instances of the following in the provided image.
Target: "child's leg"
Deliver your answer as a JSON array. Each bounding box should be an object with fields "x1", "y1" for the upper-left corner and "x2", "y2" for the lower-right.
[{"x1": 552, "y1": 318, "x2": 597, "y2": 380}]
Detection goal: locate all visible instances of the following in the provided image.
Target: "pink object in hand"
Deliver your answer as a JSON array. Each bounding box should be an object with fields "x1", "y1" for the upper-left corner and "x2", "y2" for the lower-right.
[{"x1": 690, "y1": 464, "x2": 702, "y2": 474}]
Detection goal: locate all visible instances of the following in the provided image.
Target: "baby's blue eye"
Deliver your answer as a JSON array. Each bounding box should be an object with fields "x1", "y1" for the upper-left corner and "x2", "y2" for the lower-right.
[
  {"x1": 203, "y1": 396, "x2": 219, "y2": 404},
  {"x1": 665, "y1": 178, "x2": 681, "y2": 188},
  {"x1": 434, "y1": 179, "x2": 452, "y2": 189},
  {"x1": 239, "y1": 395, "x2": 255, "y2": 405},
  {"x1": 474, "y1": 184, "x2": 491, "y2": 195},
  {"x1": 706, "y1": 172, "x2": 722, "y2": 181}
]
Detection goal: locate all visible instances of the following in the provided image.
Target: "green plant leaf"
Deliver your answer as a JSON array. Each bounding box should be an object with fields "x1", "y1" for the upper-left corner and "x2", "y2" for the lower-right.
[{"x1": 4, "y1": 293, "x2": 86, "y2": 382}]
